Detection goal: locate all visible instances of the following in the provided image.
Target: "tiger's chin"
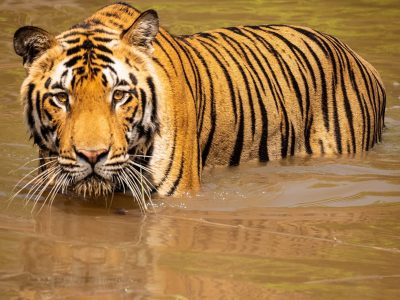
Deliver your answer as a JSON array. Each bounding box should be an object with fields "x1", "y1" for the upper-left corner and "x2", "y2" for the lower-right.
[{"x1": 72, "y1": 175, "x2": 114, "y2": 197}]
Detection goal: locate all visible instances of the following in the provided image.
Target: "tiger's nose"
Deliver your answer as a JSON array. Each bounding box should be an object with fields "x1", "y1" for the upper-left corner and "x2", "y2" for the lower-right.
[{"x1": 76, "y1": 148, "x2": 109, "y2": 165}]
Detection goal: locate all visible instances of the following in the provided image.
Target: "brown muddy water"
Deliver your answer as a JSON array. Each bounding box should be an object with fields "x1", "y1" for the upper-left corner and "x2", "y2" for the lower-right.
[{"x1": 1, "y1": 0, "x2": 400, "y2": 299}]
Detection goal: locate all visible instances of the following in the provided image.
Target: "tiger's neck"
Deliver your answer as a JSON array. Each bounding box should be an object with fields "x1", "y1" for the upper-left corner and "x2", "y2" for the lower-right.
[{"x1": 148, "y1": 30, "x2": 202, "y2": 196}]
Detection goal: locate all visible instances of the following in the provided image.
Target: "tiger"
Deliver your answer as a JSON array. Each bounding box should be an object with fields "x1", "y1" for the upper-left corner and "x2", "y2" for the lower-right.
[{"x1": 13, "y1": 2, "x2": 386, "y2": 207}]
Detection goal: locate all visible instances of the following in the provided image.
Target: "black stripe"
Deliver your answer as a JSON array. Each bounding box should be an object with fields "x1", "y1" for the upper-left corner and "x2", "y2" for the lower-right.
[
  {"x1": 48, "y1": 98, "x2": 61, "y2": 109},
  {"x1": 96, "y1": 54, "x2": 114, "y2": 64},
  {"x1": 280, "y1": 102, "x2": 290, "y2": 158},
  {"x1": 290, "y1": 123, "x2": 296, "y2": 156},
  {"x1": 118, "y1": 79, "x2": 129, "y2": 86},
  {"x1": 93, "y1": 37, "x2": 114, "y2": 42},
  {"x1": 44, "y1": 77, "x2": 51, "y2": 89},
  {"x1": 64, "y1": 56, "x2": 81, "y2": 68},
  {"x1": 166, "y1": 161, "x2": 184, "y2": 196},
  {"x1": 129, "y1": 73, "x2": 138, "y2": 85},
  {"x1": 61, "y1": 69, "x2": 68, "y2": 80},
  {"x1": 70, "y1": 75, "x2": 76, "y2": 89},
  {"x1": 247, "y1": 70, "x2": 269, "y2": 162},
  {"x1": 230, "y1": 92, "x2": 244, "y2": 166},
  {"x1": 90, "y1": 18, "x2": 104, "y2": 26},
  {"x1": 335, "y1": 45, "x2": 357, "y2": 152},
  {"x1": 90, "y1": 28, "x2": 116, "y2": 35},
  {"x1": 60, "y1": 31, "x2": 85, "y2": 39},
  {"x1": 146, "y1": 77, "x2": 159, "y2": 126},
  {"x1": 26, "y1": 84, "x2": 35, "y2": 128},
  {"x1": 26, "y1": 84, "x2": 45, "y2": 147},
  {"x1": 107, "y1": 65, "x2": 118, "y2": 77},
  {"x1": 332, "y1": 73, "x2": 342, "y2": 154},
  {"x1": 303, "y1": 41, "x2": 330, "y2": 131},
  {"x1": 96, "y1": 44, "x2": 113, "y2": 54},
  {"x1": 66, "y1": 46, "x2": 81, "y2": 56},
  {"x1": 280, "y1": 117, "x2": 289, "y2": 159},
  {"x1": 101, "y1": 73, "x2": 108, "y2": 87},
  {"x1": 43, "y1": 108, "x2": 53, "y2": 121},
  {"x1": 64, "y1": 37, "x2": 80, "y2": 44},
  {"x1": 319, "y1": 139, "x2": 325, "y2": 154},
  {"x1": 102, "y1": 11, "x2": 119, "y2": 18},
  {"x1": 304, "y1": 115, "x2": 313, "y2": 154},
  {"x1": 36, "y1": 91, "x2": 42, "y2": 122},
  {"x1": 139, "y1": 88, "x2": 146, "y2": 123}
]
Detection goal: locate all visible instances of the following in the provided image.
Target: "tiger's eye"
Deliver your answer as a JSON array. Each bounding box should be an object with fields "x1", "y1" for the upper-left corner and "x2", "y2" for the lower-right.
[
  {"x1": 55, "y1": 92, "x2": 68, "y2": 104},
  {"x1": 113, "y1": 90, "x2": 126, "y2": 102}
]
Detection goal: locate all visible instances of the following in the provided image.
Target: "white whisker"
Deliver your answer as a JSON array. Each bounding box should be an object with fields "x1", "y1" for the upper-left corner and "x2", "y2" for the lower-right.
[
  {"x1": 9, "y1": 156, "x2": 58, "y2": 174},
  {"x1": 127, "y1": 160, "x2": 154, "y2": 174},
  {"x1": 124, "y1": 166, "x2": 154, "y2": 213},
  {"x1": 7, "y1": 168, "x2": 50, "y2": 209},
  {"x1": 121, "y1": 169, "x2": 146, "y2": 213},
  {"x1": 126, "y1": 163, "x2": 155, "y2": 189},
  {"x1": 23, "y1": 166, "x2": 59, "y2": 207},
  {"x1": 115, "y1": 175, "x2": 125, "y2": 193},
  {"x1": 11, "y1": 159, "x2": 57, "y2": 192},
  {"x1": 135, "y1": 167, "x2": 155, "y2": 213},
  {"x1": 61, "y1": 176, "x2": 73, "y2": 194},
  {"x1": 31, "y1": 169, "x2": 61, "y2": 214},
  {"x1": 36, "y1": 173, "x2": 65, "y2": 215},
  {"x1": 30, "y1": 168, "x2": 61, "y2": 210},
  {"x1": 9, "y1": 164, "x2": 58, "y2": 206},
  {"x1": 44, "y1": 173, "x2": 68, "y2": 215},
  {"x1": 125, "y1": 166, "x2": 153, "y2": 199},
  {"x1": 121, "y1": 169, "x2": 144, "y2": 211},
  {"x1": 128, "y1": 154, "x2": 153, "y2": 158},
  {"x1": 120, "y1": 171, "x2": 142, "y2": 212}
]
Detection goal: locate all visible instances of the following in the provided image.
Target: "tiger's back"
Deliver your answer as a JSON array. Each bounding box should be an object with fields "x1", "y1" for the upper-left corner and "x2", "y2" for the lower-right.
[{"x1": 169, "y1": 25, "x2": 386, "y2": 166}]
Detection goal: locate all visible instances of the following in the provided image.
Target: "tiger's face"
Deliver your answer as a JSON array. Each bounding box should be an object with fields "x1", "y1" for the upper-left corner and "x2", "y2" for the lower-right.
[{"x1": 14, "y1": 10, "x2": 160, "y2": 197}]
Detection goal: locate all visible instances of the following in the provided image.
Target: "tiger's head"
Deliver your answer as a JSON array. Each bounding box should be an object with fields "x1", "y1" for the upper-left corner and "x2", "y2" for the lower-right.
[{"x1": 13, "y1": 8, "x2": 161, "y2": 199}]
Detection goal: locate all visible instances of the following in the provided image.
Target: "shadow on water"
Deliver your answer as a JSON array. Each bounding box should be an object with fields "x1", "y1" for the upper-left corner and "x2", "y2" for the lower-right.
[{"x1": 0, "y1": 0, "x2": 400, "y2": 299}]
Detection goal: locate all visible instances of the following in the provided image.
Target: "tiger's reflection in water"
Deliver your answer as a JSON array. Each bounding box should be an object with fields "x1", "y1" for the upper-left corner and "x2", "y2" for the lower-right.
[{"x1": 8, "y1": 198, "x2": 398, "y2": 299}]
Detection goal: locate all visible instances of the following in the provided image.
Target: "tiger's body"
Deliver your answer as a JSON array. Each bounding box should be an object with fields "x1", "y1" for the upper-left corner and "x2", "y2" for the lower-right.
[{"x1": 14, "y1": 3, "x2": 385, "y2": 202}]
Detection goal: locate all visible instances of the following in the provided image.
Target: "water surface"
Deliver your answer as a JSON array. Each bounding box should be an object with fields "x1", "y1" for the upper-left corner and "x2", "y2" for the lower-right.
[{"x1": 0, "y1": 0, "x2": 399, "y2": 299}]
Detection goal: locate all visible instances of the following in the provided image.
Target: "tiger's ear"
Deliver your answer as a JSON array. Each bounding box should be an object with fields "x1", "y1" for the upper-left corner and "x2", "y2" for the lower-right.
[
  {"x1": 121, "y1": 10, "x2": 159, "y2": 52},
  {"x1": 13, "y1": 26, "x2": 56, "y2": 67}
]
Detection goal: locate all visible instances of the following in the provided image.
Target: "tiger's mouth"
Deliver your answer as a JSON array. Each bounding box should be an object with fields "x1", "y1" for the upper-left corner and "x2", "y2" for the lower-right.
[
  {"x1": 72, "y1": 174, "x2": 114, "y2": 197},
  {"x1": 24, "y1": 147, "x2": 155, "y2": 210},
  {"x1": 69, "y1": 152, "x2": 153, "y2": 198}
]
